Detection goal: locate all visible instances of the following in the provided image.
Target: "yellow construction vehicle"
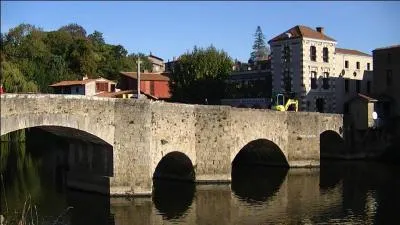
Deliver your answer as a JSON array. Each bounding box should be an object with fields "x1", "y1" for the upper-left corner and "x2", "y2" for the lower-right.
[{"x1": 271, "y1": 92, "x2": 299, "y2": 112}]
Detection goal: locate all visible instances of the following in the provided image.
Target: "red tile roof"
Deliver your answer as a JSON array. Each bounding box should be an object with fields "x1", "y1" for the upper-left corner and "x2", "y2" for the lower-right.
[
  {"x1": 335, "y1": 48, "x2": 371, "y2": 57},
  {"x1": 120, "y1": 72, "x2": 170, "y2": 81},
  {"x1": 268, "y1": 25, "x2": 336, "y2": 43},
  {"x1": 49, "y1": 79, "x2": 96, "y2": 87}
]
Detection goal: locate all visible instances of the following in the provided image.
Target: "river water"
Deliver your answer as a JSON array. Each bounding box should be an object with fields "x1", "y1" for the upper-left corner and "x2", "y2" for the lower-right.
[{"x1": 1, "y1": 139, "x2": 400, "y2": 225}]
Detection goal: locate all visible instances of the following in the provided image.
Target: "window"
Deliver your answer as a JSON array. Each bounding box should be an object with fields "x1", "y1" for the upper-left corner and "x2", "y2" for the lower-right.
[
  {"x1": 356, "y1": 61, "x2": 360, "y2": 69},
  {"x1": 284, "y1": 70, "x2": 291, "y2": 92},
  {"x1": 323, "y1": 72, "x2": 329, "y2": 89},
  {"x1": 367, "y1": 63, "x2": 370, "y2": 71},
  {"x1": 367, "y1": 81, "x2": 371, "y2": 94},
  {"x1": 283, "y1": 45, "x2": 290, "y2": 62},
  {"x1": 96, "y1": 82, "x2": 108, "y2": 92},
  {"x1": 75, "y1": 87, "x2": 79, "y2": 93},
  {"x1": 311, "y1": 71, "x2": 317, "y2": 89},
  {"x1": 356, "y1": 80, "x2": 361, "y2": 93},
  {"x1": 310, "y1": 46, "x2": 316, "y2": 61},
  {"x1": 387, "y1": 53, "x2": 392, "y2": 64},
  {"x1": 150, "y1": 81, "x2": 155, "y2": 95},
  {"x1": 323, "y1": 47, "x2": 329, "y2": 62},
  {"x1": 345, "y1": 79, "x2": 349, "y2": 93},
  {"x1": 345, "y1": 60, "x2": 349, "y2": 68},
  {"x1": 111, "y1": 84, "x2": 116, "y2": 92},
  {"x1": 387, "y1": 70, "x2": 393, "y2": 86}
]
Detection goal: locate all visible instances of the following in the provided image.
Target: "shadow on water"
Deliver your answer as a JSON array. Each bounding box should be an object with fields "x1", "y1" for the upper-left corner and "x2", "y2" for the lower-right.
[
  {"x1": 152, "y1": 179, "x2": 195, "y2": 220},
  {"x1": 67, "y1": 189, "x2": 114, "y2": 225},
  {"x1": 231, "y1": 165, "x2": 288, "y2": 204}
]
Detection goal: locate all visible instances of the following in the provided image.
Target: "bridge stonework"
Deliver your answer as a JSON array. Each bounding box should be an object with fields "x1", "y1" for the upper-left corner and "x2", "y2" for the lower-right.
[{"x1": 0, "y1": 94, "x2": 343, "y2": 196}]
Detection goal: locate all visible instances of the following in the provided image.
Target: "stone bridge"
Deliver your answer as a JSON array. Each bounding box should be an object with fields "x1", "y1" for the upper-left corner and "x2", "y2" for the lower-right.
[{"x1": 0, "y1": 94, "x2": 343, "y2": 196}]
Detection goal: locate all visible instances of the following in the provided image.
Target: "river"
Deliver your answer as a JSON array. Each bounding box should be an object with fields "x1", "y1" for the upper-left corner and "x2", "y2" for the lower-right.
[{"x1": 1, "y1": 138, "x2": 400, "y2": 225}]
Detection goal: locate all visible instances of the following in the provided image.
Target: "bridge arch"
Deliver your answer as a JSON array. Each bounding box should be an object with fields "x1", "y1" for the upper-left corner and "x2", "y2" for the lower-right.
[
  {"x1": 1, "y1": 109, "x2": 114, "y2": 146},
  {"x1": 153, "y1": 151, "x2": 195, "y2": 182},
  {"x1": 232, "y1": 139, "x2": 289, "y2": 168},
  {"x1": 320, "y1": 130, "x2": 345, "y2": 157}
]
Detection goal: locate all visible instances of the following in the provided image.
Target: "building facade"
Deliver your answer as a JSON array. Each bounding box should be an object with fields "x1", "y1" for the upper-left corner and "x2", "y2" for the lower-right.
[
  {"x1": 148, "y1": 54, "x2": 165, "y2": 72},
  {"x1": 119, "y1": 71, "x2": 171, "y2": 99},
  {"x1": 221, "y1": 59, "x2": 272, "y2": 108},
  {"x1": 49, "y1": 77, "x2": 116, "y2": 96},
  {"x1": 372, "y1": 45, "x2": 400, "y2": 118},
  {"x1": 268, "y1": 25, "x2": 372, "y2": 113}
]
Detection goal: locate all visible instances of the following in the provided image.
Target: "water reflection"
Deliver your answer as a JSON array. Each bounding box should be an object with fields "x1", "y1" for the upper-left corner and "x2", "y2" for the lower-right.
[
  {"x1": 153, "y1": 179, "x2": 195, "y2": 220},
  {"x1": 231, "y1": 165, "x2": 288, "y2": 204},
  {"x1": 2, "y1": 128, "x2": 400, "y2": 224}
]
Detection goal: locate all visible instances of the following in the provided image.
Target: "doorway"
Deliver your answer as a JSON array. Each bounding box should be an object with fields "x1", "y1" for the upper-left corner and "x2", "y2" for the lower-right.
[{"x1": 316, "y1": 98, "x2": 324, "y2": 113}]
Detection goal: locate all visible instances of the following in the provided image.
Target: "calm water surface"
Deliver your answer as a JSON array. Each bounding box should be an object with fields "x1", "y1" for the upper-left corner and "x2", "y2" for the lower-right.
[{"x1": 1, "y1": 140, "x2": 400, "y2": 225}]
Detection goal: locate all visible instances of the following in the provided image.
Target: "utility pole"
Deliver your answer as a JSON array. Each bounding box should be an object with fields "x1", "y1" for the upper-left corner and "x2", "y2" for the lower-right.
[{"x1": 137, "y1": 58, "x2": 141, "y2": 99}]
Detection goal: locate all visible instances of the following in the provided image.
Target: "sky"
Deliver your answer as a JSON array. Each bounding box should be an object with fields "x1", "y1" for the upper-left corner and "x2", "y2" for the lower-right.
[{"x1": 1, "y1": 1, "x2": 400, "y2": 62}]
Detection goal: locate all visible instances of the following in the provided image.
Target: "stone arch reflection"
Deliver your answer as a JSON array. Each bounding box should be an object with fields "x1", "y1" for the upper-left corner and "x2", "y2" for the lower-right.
[
  {"x1": 152, "y1": 151, "x2": 195, "y2": 220},
  {"x1": 152, "y1": 179, "x2": 195, "y2": 220},
  {"x1": 232, "y1": 166, "x2": 288, "y2": 204},
  {"x1": 232, "y1": 139, "x2": 288, "y2": 204}
]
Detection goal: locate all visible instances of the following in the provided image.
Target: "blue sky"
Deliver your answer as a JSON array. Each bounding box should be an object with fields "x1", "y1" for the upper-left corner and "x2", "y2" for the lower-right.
[{"x1": 2, "y1": 1, "x2": 400, "y2": 62}]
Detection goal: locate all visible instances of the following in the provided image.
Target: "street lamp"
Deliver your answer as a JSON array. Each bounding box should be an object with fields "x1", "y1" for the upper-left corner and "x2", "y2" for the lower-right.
[{"x1": 137, "y1": 58, "x2": 141, "y2": 99}]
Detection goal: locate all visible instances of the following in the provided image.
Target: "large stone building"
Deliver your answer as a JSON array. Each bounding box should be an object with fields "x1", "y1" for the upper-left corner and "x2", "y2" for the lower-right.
[
  {"x1": 372, "y1": 45, "x2": 400, "y2": 119},
  {"x1": 268, "y1": 25, "x2": 372, "y2": 113}
]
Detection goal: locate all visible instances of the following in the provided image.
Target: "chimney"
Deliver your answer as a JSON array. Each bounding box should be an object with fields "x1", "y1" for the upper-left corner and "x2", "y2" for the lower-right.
[
  {"x1": 316, "y1": 27, "x2": 324, "y2": 34},
  {"x1": 82, "y1": 75, "x2": 88, "y2": 80}
]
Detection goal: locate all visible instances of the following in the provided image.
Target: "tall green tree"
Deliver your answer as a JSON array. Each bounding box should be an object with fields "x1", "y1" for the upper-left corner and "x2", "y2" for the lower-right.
[
  {"x1": 250, "y1": 26, "x2": 270, "y2": 62},
  {"x1": 1, "y1": 23, "x2": 156, "y2": 92},
  {"x1": 169, "y1": 45, "x2": 233, "y2": 104}
]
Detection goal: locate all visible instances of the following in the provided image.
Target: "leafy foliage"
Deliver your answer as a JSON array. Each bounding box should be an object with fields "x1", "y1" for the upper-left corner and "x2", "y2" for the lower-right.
[
  {"x1": 169, "y1": 45, "x2": 233, "y2": 104},
  {"x1": 250, "y1": 26, "x2": 270, "y2": 61},
  {"x1": 1, "y1": 23, "x2": 152, "y2": 93}
]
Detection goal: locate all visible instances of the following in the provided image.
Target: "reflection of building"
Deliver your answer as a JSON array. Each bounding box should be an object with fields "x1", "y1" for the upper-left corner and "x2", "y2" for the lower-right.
[
  {"x1": 148, "y1": 54, "x2": 165, "y2": 72},
  {"x1": 49, "y1": 76, "x2": 116, "y2": 96},
  {"x1": 221, "y1": 59, "x2": 272, "y2": 108},
  {"x1": 372, "y1": 45, "x2": 400, "y2": 119},
  {"x1": 268, "y1": 25, "x2": 372, "y2": 113},
  {"x1": 119, "y1": 71, "x2": 171, "y2": 99}
]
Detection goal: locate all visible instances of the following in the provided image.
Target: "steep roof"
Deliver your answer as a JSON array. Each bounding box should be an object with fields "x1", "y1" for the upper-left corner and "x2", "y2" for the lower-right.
[
  {"x1": 120, "y1": 72, "x2": 170, "y2": 81},
  {"x1": 268, "y1": 25, "x2": 336, "y2": 43},
  {"x1": 335, "y1": 48, "x2": 371, "y2": 57}
]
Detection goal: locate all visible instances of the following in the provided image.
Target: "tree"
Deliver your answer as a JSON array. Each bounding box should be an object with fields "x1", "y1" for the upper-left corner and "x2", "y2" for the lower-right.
[
  {"x1": 250, "y1": 26, "x2": 270, "y2": 62},
  {"x1": 88, "y1": 30, "x2": 105, "y2": 45},
  {"x1": 58, "y1": 23, "x2": 87, "y2": 39},
  {"x1": 169, "y1": 45, "x2": 233, "y2": 104},
  {"x1": 1, "y1": 61, "x2": 38, "y2": 93}
]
